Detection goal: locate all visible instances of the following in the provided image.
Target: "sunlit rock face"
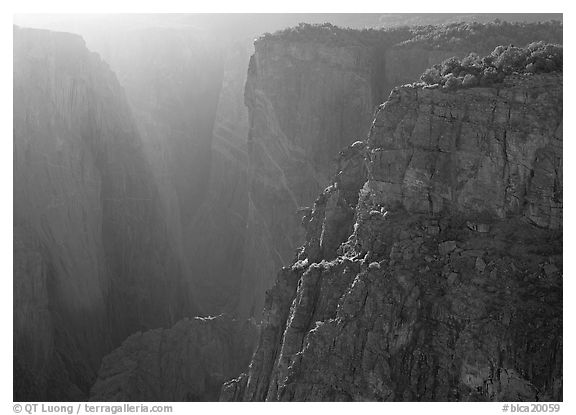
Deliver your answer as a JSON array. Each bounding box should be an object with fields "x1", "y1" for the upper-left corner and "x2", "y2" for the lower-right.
[
  {"x1": 242, "y1": 36, "x2": 388, "y2": 322},
  {"x1": 241, "y1": 23, "x2": 563, "y2": 321},
  {"x1": 223, "y1": 72, "x2": 562, "y2": 402},
  {"x1": 13, "y1": 26, "x2": 194, "y2": 400},
  {"x1": 366, "y1": 74, "x2": 562, "y2": 229},
  {"x1": 90, "y1": 315, "x2": 258, "y2": 401}
]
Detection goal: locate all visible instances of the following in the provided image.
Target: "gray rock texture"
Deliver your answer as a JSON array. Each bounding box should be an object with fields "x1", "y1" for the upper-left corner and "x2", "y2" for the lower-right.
[
  {"x1": 222, "y1": 72, "x2": 562, "y2": 402},
  {"x1": 366, "y1": 74, "x2": 562, "y2": 229},
  {"x1": 241, "y1": 24, "x2": 563, "y2": 323}
]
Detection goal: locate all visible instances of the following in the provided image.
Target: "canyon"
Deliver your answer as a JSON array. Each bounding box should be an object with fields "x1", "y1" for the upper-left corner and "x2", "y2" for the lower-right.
[{"x1": 13, "y1": 16, "x2": 562, "y2": 401}]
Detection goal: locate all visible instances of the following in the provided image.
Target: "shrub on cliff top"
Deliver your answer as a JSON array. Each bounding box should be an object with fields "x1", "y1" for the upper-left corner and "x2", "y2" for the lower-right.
[
  {"x1": 419, "y1": 42, "x2": 562, "y2": 90},
  {"x1": 259, "y1": 22, "x2": 415, "y2": 48},
  {"x1": 421, "y1": 67, "x2": 442, "y2": 85},
  {"x1": 400, "y1": 20, "x2": 562, "y2": 51},
  {"x1": 441, "y1": 56, "x2": 462, "y2": 76},
  {"x1": 443, "y1": 73, "x2": 462, "y2": 90},
  {"x1": 462, "y1": 73, "x2": 479, "y2": 88},
  {"x1": 258, "y1": 20, "x2": 562, "y2": 52}
]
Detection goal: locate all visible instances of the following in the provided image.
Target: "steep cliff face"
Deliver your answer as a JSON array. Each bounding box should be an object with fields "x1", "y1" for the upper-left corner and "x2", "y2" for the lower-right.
[
  {"x1": 88, "y1": 28, "x2": 230, "y2": 315},
  {"x1": 90, "y1": 315, "x2": 257, "y2": 401},
  {"x1": 222, "y1": 71, "x2": 562, "y2": 401},
  {"x1": 13, "y1": 27, "x2": 194, "y2": 400},
  {"x1": 366, "y1": 73, "x2": 562, "y2": 228},
  {"x1": 243, "y1": 33, "x2": 396, "y2": 319},
  {"x1": 243, "y1": 38, "x2": 377, "y2": 319},
  {"x1": 82, "y1": 28, "x2": 263, "y2": 318},
  {"x1": 242, "y1": 23, "x2": 563, "y2": 319}
]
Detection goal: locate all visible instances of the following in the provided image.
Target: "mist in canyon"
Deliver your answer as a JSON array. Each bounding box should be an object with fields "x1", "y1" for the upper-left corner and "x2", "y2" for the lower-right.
[{"x1": 13, "y1": 13, "x2": 563, "y2": 402}]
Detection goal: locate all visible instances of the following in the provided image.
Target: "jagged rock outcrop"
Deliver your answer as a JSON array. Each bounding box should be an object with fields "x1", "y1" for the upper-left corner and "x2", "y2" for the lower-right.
[
  {"x1": 222, "y1": 70, "x2": 562, "y2": 401},
  {"x1": 13, "y1": 26, "x2": 194, "y2": 400},
  {"x1": 366, "y1": 73, "x2": 562, "y2": 229},
  {"x1": 90, "y1": 315, "x2": 257, "y2": 401},
  {"x1": 242, "y1": 22, "x2": 563, "y2": 323}
]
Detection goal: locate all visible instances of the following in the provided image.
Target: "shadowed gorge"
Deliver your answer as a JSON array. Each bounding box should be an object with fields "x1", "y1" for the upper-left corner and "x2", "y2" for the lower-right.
[{"x1": 13, "y1": 15, "x2": 562, "y2": 402}]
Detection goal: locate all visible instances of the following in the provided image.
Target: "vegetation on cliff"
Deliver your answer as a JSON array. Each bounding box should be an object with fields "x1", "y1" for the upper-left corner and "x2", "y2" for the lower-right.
[
  {"x1": 420, "y1": 42, "x2": 562, "y2": 90},
  {"x1": 258, "y1": 22, "x2": 413, "y2": 47},
  {"x1": 258, "y1": 20, "x2": 562, "y2": 52},
  {"x1": 399, "y1": 20, "x2": 562, "y2": 50}
]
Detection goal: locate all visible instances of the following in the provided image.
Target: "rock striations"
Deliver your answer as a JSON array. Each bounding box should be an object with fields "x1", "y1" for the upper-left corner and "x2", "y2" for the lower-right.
[
  {"x1": 242, "y1": 22, "x2": 562, "y2": 322},
  {"x1": 222, "y1": 68, "x2": 562, "y2": 401}
]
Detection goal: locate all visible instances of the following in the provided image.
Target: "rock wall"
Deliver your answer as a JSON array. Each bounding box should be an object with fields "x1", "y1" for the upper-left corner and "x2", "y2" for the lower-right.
[
  {"x1": 366, "y1": 73, "x2": 562, "y2": 228},
  {"x1": 223, "y1": 72, "x2": 562, "y2": 401},
  {"x1": 242, "y1": 24, "x2": 563, "y2": 320},
  {"x1": 13, "y1": 27, "x2": 194, "y2": 400},
  {"x1": 90, "y1": 315, "x2": 257, "y2": 401}
]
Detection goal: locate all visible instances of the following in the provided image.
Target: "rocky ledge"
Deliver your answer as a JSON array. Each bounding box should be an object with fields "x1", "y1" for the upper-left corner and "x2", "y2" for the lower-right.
[
  {"x1": 241, "y1": 22, "x2": 562, "y2": 329},
  {"x1": 222, "y1": 70, "x2": 562, "y2": 402}
]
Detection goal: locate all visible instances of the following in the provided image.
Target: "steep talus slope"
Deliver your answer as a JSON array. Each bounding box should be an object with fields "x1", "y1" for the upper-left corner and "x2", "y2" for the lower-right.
[
  {"x1": 13, "y1": 27, "x2": 194, "y2": 400},
  {"x1": 243, "y1": 22, "x2": 562, "y2": 319},
  {"x1": 90, "y1": 315, "x2": 257, "y2": 401},
  {"x1": 222, "y1": 71, "x2": 562, "y2": 401}
]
